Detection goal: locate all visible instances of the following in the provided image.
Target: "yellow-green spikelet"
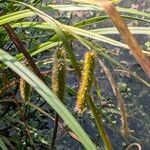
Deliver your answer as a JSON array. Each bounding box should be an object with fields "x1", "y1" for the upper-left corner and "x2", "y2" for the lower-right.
[
  {"x1": 20, "y1": 78, "x2": 31, "y2": 101},
  {"x1": 52, "y1": 49, "x2": 66, "y2": 102},
  {"x1": 75, "y1": 52, "x2": 95, "y2": 113}
]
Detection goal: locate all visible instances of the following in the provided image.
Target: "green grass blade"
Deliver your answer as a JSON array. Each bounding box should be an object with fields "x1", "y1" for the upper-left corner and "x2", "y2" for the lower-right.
[
  {"x1": 64, "y1": 25, "x2": 129, "y2": 49},
  {"x1": 0, "y1": 9, "x2": 35, "y2": 25},
  {"x1": 16, "y1": 41, "x2": 59, "y2": 60},
  {"x1": 117, "y1": 7, "x2": 150, "y2": 18},
  {"x1": 46, "y1": 4, "x2": 150, "y2": 17},
  {"x1": 0, "y1": 138, "x2": 8, "y2": 150},
  {"x1": 74, "y1": 15, "x2": 150, "y2": 27},
  {"x1": 12, "y1": 21, "x2": 150, "y2": 35},
  {"x1": 91, "y1": 27, "x2": 150, "y2": 35}
]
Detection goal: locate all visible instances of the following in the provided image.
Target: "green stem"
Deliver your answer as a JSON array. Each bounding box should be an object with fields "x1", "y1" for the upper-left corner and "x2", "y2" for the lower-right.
[{"x1": 87, "y1": 96, "x2": 113, "y2": 150}]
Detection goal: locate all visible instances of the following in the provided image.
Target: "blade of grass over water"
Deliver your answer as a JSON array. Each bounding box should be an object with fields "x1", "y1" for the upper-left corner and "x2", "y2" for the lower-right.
[
  {"x1": 91, "y1": 27, "x2": 150, "y2": 35},
  {"x1": 88, "y1": 97, "x2": 113, "y2": 150},
  {"x1": 0, "y1": 48, "x2": 96, "y2": 150},
  {"x1": 12, "y1": 22, "x2": 150, "y2": 35},
  {"x1": 16, "y1": 41, "x2": 60, "y2": 60},
  {"x1": 0, "y1": 9, "x2": 35, "y2": 25},
  {"x1": 11, "y1": 22, "x2": 150, "y2": 35},
  {"x1": 74, "y1": 15, "x2": 150, "y2": 27},
  {"x1": 46, "y1": 4, "x2": 150, "y2": 17}
]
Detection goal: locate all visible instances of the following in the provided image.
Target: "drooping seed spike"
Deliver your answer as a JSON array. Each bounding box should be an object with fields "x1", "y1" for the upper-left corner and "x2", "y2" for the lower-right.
[
  {"x1": 75, "y1": 51, "x2": 95, "y2": 113},
  {"x1": 20, "y1": 77, "x2": 31, "y2": 101},
  {"x1": 52, "y1": 49, "x2": 66, "y2": 102}
]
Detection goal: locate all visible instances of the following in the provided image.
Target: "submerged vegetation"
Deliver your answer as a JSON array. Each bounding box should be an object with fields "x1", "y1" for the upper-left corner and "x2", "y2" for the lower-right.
[{"x1": 0, "y1": 0, "x2": 150, "y2": 149}]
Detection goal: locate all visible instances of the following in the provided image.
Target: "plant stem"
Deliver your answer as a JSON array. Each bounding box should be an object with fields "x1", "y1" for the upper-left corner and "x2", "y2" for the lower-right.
[
  {"x1": 51, "y1": 113, "x2": 59, "y2": 149},
  {"x1": 87, "y1": 96, "x2": 113, "y2": 150},
  {"x1": 3, "y1": 23, "x2": 44, "y2": 82},
  {"x1": 97, "y1": 57, "x2": 129, "y2": 138}
]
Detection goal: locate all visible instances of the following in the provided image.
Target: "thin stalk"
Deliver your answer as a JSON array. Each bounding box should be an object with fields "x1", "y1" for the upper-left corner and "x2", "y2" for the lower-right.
[
  {"x1": 3, "y1": 23, "x2": 44, "y2": 82},
  {"x1": 12, "y1": 95, "x2": 36, "y2": 149},
  {"x1": 97, "y1": 57, "x2": 129, "y2": 137},
  {"x1": 51, "y1": 114, "x2": 59, "y2": 149},
  {"x1": 87, "y1": 96, "x2": 113, "y2": 150}
]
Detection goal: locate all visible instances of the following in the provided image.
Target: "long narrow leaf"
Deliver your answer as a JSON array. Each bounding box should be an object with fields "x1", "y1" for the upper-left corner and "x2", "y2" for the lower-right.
[
  {"x1": 47, "y1": 4, "x2": 150, "y2": 17},
  {"x1": 12, "y1": 22, "x2": 150, "y2": 35},
  {"x1": 91, "y1": 27, "x2": 150, "y2": 35},
  {"x1": 0, "y1": 9, "x2": 35, "y2": 25},
  {"x1": 0, "y1": 138, "x2": 7, "y2": 150}
]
